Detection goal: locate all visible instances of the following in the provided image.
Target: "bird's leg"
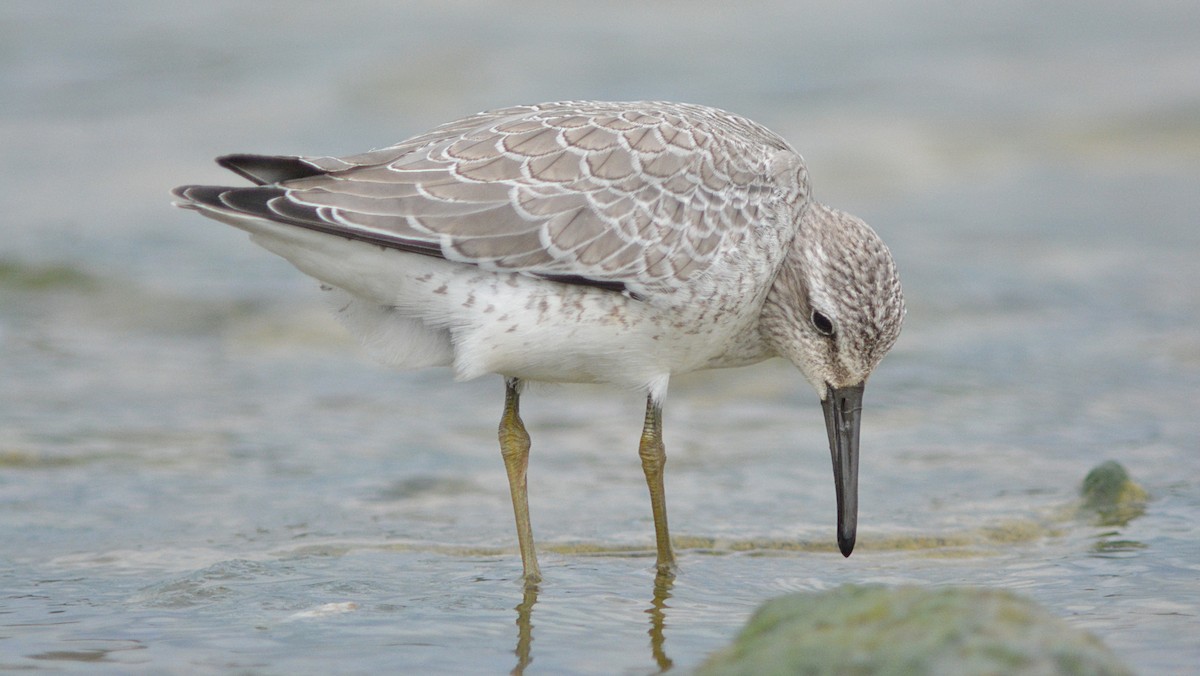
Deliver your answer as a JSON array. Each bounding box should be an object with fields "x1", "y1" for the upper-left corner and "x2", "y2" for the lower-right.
[
  {"x1": 638, "y1": 396, "x2": 677, "y2": 577},
  {"x1": 499, "y1": 377, "x2": 541, "y2": 586}
]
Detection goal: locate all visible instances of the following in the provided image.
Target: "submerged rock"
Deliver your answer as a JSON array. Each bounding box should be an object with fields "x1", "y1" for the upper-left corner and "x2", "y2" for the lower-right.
[
  {"x1": 698, "y1": 585, "x2": 1133, "y2": 676},
  {"x1": 1079, "y1": 460, "x2": 1148, "y2": 526}
]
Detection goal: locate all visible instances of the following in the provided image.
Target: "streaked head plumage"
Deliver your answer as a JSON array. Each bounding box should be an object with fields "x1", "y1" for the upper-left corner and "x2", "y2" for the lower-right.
[{"x1": 762, "y1": 201, "x2": 905, "y2": 394}]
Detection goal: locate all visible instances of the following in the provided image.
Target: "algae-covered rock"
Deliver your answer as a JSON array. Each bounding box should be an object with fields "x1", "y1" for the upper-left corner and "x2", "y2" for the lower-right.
[
  {"x1": 698, "y1": 585, "x2": 1133, "y2": 676},
  {"x1": 1080, "y1": 460, "x2": 1147, "y2": 526}
]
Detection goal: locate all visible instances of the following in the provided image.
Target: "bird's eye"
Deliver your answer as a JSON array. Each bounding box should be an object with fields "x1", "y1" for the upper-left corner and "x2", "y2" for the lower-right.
[{"x1": 811, "y1": 310, "x2": 835, "y2": 337}]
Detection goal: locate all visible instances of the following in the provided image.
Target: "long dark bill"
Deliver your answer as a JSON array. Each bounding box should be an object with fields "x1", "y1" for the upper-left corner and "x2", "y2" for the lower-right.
[{"x1": 821, "y1": 383, "x2": 864, "y2": 557}]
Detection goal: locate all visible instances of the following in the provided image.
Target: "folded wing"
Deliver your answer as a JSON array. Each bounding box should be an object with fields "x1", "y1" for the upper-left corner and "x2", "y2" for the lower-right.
[{"x1": 173, "y1": 101, "x2": 802, "y2": 298}]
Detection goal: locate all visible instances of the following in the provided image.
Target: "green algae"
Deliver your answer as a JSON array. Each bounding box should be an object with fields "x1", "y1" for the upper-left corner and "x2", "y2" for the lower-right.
[
  {"x1": 698, "y1": 585, "x2": 1134, "y2": 676},
  {"x1": 697, "y1": 463, "x2": 1148, "y2": 675},
  {"x1": 1079, "y1": 460, "x2": 1148, "y2": 527},
  {"x1": 0, "y1": 259, "x2": 97, "y2": 292}
]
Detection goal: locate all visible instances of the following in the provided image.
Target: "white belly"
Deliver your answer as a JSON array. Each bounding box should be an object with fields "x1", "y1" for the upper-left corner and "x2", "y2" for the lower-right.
[{"x1": 240, "y1": 217, "x2": 775, "y2": 394}]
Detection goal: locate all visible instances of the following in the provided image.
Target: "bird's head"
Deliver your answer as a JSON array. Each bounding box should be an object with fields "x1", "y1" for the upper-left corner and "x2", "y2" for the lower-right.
[{"x1": 761, "y1": 201, "x2": 905, "y2": 557}]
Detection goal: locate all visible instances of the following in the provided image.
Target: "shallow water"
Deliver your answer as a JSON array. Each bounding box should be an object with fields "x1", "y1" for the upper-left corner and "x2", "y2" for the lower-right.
[{"x1": 3, "y1": 1, "x2": 1199, "y2": 673}]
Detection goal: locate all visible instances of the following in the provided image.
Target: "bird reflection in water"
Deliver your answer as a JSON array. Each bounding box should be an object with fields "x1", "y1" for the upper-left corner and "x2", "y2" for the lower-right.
[
  {"x1": 511, "y1": 585, "x2": 537, "y2": 676},
  {"x1": 509, "y1": 570, "x2": 677, "y2": 675}
]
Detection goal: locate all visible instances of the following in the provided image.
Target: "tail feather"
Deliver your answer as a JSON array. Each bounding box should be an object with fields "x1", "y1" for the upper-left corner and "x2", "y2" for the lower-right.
[{"x1": 171, "y1": 184, "x2": 229, "y2": 210}]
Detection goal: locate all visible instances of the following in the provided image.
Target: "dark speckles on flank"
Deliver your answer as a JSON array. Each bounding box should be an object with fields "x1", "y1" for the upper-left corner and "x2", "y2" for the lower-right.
[
  {"x1": 607, "y1": 305, "x2": 630, "y2": 328},
  {"x1": 433, "y1": 284, "x2": 449, "y2": 295}
]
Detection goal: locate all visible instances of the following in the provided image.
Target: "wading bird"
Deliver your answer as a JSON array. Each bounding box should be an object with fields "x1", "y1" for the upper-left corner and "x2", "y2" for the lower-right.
[{"x1": 173, "y1": 101, "x2": 905, "y2": 585}]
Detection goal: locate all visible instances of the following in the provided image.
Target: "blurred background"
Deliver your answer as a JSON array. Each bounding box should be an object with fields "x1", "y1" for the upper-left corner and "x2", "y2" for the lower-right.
[{"x1": 2, "y1": 1, "x2": 1198, "y2": 673}]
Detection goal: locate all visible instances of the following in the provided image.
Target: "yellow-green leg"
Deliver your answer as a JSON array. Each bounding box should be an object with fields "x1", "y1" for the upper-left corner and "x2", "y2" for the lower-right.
[
  {"x1": 639, "y1": 396, "x2": 677, "y2": 577},
  {"x1": 499, "y1": 377, "x2": 541, "y2": 586}
]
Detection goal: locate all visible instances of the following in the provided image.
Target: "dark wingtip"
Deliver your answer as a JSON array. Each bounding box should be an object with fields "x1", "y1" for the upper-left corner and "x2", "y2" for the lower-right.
[
  {"x1": 839, "y1": 535, "x2": 856, "y2": 558},
  {"x1": 216, "y1": 154, "x2": 326, "y2": 185}
]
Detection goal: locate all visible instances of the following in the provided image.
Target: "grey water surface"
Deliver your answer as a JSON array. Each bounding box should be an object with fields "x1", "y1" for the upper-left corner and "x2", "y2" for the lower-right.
[{"x1": 2, "y1": 2, "x2": 1198, "y2": 673}]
